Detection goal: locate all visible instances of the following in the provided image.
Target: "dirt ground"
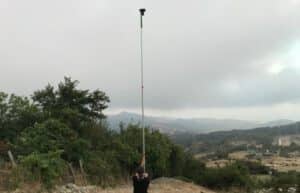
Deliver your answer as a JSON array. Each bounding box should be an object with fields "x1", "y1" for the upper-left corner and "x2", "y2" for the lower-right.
[
  {"x1": 87, "y1": 178, "x2": 217, "y2": 193},
  {"x1": 228, "y1": 151, "x2": 249, "y2": 160},
  {"x1": 207, "y1": 151, "x2": 300, "y2": 172},
  {"x1": 262, "y1": 156, "x2": 300, "y2": 172},
  {"x1": 2, "y1": 178, "x2": 218, "y2": 193},
  {"x1": 205, "y1": 159, "x2": 231, "y2": 168}
]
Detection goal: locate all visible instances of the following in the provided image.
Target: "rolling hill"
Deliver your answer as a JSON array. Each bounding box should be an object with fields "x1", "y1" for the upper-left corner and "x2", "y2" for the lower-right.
[
  {"x1": 173, "y1": 121, "x2": 300, "y2": 153},
  {"x1": 107, "y1": 112, "x2": 294, "y2": 134}
]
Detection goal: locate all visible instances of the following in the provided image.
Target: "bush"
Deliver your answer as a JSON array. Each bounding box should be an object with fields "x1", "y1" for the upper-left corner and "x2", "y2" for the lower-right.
[
  {"x1": 182, "y1": 155, "x2": 205, "y2": 181},
  {"x1": 19, "y1": 151, "x2": 66, "y2": 188},
  {"x1": 266, "y1": 171, "x2": 300, "y2": 191},
  {"x1": 236, "y1": 160, "x2": 270, "y2": 175},
  {"x1": 85, "y1": 155, "x2": 117, "y2": 187},
  {"x1": 199, "y1": 163, "x2": 254, "y2": 191}
]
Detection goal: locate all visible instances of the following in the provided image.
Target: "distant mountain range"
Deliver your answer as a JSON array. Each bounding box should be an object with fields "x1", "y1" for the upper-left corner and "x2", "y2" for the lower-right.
[
  {"x1": 174, "y1": 121, "x2": 300, "y2": 153},
  {"x1": 107, "y1": 112, "x2": 295, "y2": 134}
]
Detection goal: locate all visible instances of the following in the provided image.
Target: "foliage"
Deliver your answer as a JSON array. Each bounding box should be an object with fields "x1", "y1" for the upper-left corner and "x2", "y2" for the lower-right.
[
  {"x1": 235, "y1": 160, "x2": 271, "y2": 175},
  {"x1": 265, "y1": 171, "x2": 300, "y2": 191},
  {"x1": 32, "y1": 77, "x2": 109, "y2": 130},
  {"x1": 0, "y1": 77, "x2": 270, "y2": 192},
  {"x1": 85, "y1": 153, "x2": 120, "y2": 187},
  {"x1": 198, "y1": 163, "x2": 254, "y2": 191},
  {"x1": 16, "y1": 119, "x2": 76, "y2": 155},
  {"x1": 0, "y1": 93, "x2": 42, "y2": 142},
  {"x1": 182, "y1": 154, "x2": 205, "y2": 180},
  {"x1": 174, "y1": 122, "x2": 300, "y2": 155},
  {"x1": 169, "y1": 145, "x2": 185, "y2": 176},
  {"x1": 19, "y1": 151, "x2": 66, "y2": 188}
]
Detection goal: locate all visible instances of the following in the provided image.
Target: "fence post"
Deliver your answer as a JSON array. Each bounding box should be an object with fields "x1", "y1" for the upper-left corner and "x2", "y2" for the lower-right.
[{"x1": 7, "y1": 150, "x2": 16, "y2": 168}]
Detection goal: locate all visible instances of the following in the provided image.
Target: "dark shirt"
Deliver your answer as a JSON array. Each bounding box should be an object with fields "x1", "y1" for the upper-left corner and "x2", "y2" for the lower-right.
[{"x1": 132, "y1": 175, "x2": 150, "y2": 193}]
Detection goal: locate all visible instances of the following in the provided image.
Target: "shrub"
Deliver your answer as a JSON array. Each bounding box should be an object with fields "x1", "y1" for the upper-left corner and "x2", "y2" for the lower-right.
[
  {"x1": 19, "y1": 151, "x2": 66, "y2": 188},
  {"x1": 267, "y1": 171, "x2": 300, "y2": 191},
  {"x1": 236, "y1": 160, "x2": 270, "y2": 175},
  {"x1": 199, "y1": 163, "x2": 254, "y2": 191},
  {"x1": 85, "y1": 155, "x2": 117, "y2": 187}
]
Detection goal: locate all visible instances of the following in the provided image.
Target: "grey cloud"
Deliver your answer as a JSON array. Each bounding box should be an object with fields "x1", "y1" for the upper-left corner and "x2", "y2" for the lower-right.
[{"x1": 0, "y1": 0, "x2": 300, "y2": 112}]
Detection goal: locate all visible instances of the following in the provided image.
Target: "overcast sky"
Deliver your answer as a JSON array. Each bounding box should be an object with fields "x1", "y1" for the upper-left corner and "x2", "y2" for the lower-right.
[{"x1": 1, "y1": 0, "x2": 300, "y2": 121}]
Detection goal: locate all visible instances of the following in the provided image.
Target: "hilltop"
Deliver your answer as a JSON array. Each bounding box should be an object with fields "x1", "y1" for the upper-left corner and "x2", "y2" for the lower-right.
[{"x1": 5, "y1": 178, "x2": 217, "y2": 193}]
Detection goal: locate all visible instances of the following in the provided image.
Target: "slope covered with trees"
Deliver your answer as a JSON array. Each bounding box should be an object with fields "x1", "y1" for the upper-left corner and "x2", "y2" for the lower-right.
[
  {"x1": 0, "y1": 77, "x2": 208, "y2": 189},
  {"x1": 2, "y1": 78, "x2": 297, "y2": 192},
  {"x1": 172, "y1": 122, "x2": 300, "y2": 154}
]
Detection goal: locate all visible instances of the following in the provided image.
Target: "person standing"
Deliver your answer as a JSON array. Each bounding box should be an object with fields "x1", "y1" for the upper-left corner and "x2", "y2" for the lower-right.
[{"x1": 132, "y1": 166, "x2": 150, "y2": 193}]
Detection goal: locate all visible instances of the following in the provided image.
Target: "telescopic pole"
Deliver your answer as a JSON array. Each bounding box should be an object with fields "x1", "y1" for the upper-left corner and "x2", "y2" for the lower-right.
[{"x1": 139, "y1": 8, "x2": 146, "y2": 172}]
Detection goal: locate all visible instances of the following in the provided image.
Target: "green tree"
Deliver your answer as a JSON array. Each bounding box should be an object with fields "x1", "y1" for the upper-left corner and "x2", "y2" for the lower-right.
[
  {"x1": 0, "y1": 93, "x2": 41, "y2": 142},
  {"x1": 19, "y1": 151, "x2": 66, "y2": 188},
  {"x1": 169, "y1": 145, "x2": 185, "y2": 176},
  {"x1": 182, "y1": 154, "x2": 205, "y2": 181},
  {"x1": 32, "y1": 77, "x2": 110, "y2": 132},
  {"x1": 0, "y1": 92, "x2": 9, "y2": 139},
  {"x1": 16, "y1": 119, "x2": 76, "y2": 155},
  {"x1": 146, "y1": 130, "x2": 172, "y2": 177}
]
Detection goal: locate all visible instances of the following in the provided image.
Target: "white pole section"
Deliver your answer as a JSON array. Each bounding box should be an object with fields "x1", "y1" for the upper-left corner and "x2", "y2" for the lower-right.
[{"x1": 139, "y1": 8, "x2": 146, "y2": 172}]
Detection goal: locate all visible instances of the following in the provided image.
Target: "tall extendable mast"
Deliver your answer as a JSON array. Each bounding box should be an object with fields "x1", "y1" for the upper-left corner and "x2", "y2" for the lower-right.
[{"x1": 139, "y1": 8, "x2": 146, "y2": 171}]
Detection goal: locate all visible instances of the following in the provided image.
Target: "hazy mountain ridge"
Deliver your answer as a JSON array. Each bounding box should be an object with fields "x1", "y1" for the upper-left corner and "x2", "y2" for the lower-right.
[
  {"x1": 176, "y1": 121, "x2": 300, "y2": 155},
  {"x1": 107, "y1": 112, "x2": 295, "y2": 134}
]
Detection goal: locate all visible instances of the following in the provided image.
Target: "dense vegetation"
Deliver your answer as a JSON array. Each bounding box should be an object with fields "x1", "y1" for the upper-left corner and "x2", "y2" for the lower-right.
[
  {"x1": 266, "y1": 171, "x2": 300, "y2": 192},
  {"x1": 0, "y1": 78, "x2": 299, "y2": 192},
  {"x1": 0, "y1": 77, "x2": 206, "y2": 189}
]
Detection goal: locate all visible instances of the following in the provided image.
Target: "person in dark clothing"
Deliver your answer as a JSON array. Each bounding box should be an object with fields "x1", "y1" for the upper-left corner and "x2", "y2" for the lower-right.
[{"x1": 132, "y1": 166, "x2": 150, "y2": 193}]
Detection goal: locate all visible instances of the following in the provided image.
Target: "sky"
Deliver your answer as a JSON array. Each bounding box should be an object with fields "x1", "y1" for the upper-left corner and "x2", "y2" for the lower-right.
[{"x1": 0, "y1": 0, "x2": 300, "y2": 121}]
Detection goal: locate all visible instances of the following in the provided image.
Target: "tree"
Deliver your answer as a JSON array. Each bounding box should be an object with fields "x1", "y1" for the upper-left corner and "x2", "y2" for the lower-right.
[
  {"x1": 1, "y1": 77, "x2": 258, "y2": 190},
  {"x1": 117, "y1": 124, "x2": 174, "y2": 177},
  {"x1": 169, "y1": 145, "x2": 185, "y2": 176},
  {"x1": 146, "y1": 130, "x2": 172, "y2": 177},
  {"x1": 16, "y1": 119, "x2": 76, "y2": 156},
  {"x1": 0, "y1": 92, "x2": 9, "y2": 139},
  {"x1": 183, "y1": 154, "x2": 205, "y2": 181},
  {"x1": 0, "y1": 93, "x2": 42, "y2": 142},
  {"x1": 32, "y1": 77, "x2": 110, "y2": 132}
]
